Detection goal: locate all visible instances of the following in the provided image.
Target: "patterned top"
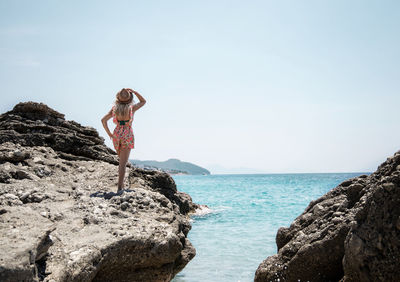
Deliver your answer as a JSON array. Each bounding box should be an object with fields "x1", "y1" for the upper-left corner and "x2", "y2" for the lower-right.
[{"x1": 111, "y1": 105, "x2": 134, "y2": 154}]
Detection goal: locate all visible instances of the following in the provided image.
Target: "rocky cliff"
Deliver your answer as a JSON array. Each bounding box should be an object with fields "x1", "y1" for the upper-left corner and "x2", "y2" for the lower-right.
[
  {"x1": 0, "y1": 102, "x2": 199, "y2": 282},
  {"x1": 255, "y1": 152, "x2": 400, "y2": 281},
  {"x1": 0, "y1": 102, "x2": 118, "y2": 165}
]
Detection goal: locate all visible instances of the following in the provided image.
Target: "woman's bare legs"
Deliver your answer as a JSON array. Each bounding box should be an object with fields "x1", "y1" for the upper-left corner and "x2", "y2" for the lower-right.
[{"x1": 117, "y1": 147, "x2": 131, "y2": 191}]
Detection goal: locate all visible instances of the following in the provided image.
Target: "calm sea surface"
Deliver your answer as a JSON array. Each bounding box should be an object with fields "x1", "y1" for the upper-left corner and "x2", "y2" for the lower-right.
[{"x1": 171, "y1": 173, "x2": 367, "y2": 282}]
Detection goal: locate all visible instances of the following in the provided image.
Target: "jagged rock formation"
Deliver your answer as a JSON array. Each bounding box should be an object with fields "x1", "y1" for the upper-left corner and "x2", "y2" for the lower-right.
[
  {"x1": 255, "y1": 151, "x2": 400, "y2": 282},
  {"x1": 0, "y1": 102, "x2": 199, "y2": 282},
  {"x1": 0, "y1": 102, "x2": 118, "y2": 165},
  {"x1": 129, "y1": 168, "x2": 199, "y2": 215}
]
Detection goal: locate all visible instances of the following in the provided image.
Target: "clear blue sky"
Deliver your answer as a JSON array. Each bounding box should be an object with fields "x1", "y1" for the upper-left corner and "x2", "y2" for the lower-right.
[{"x1": 1, "y1": 1, "x2": 399, "y2": 173}]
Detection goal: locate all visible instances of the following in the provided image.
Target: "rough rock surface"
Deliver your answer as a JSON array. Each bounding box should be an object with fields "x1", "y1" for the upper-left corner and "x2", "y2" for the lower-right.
[
  {"x1": 129, "y1": 168, "x2": 200, "y2": 215},
  {"x1": 0, "y1": 102, "x2": 118, "y2": 165},
  {"x1": 255, "y1": 151, "x2": 400, "y2": 282},
  {"x1": 0, "y1": 102, "x2": 199, "y2": 282}
]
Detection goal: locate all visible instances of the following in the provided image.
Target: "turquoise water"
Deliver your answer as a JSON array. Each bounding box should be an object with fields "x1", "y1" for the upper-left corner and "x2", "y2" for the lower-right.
[{"x1": 171, "y1": 173, "x2": 367, "y2": 282}]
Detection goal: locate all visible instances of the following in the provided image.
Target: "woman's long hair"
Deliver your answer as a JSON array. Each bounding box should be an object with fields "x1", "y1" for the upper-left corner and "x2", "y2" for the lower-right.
[{"x1": 114, "y1": 88, "x2": 133, "y2": 118}]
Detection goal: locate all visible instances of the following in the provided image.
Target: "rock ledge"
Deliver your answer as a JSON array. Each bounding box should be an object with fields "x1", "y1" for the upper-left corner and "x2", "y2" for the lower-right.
[{"x1": 0, "y1": 102, "x2": 198, "y2": 282}]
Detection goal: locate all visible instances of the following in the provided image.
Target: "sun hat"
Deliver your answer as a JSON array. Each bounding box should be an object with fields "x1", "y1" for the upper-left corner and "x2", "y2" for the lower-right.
[{"x1": 116, "y1": 88, "x2": 133, "y2": 104}]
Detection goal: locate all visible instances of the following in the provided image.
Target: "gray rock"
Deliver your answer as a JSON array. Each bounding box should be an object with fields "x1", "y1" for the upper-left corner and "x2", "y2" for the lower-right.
[
  {"x1": 0, "y1": 170, "x2": 11, "y2": 183},
  {"x1": 0, "y1": 206, "x2": 55, "y2": 282},
  {"x1": 255, "y1": 152, "x2": 400, "y2": 282},
  {"x1": 15, "y1": 169, "x2": 35, "y2": 180},
  {"x1": 129, "y1": 168, "x2": 199, "y2": 215},
  {"x1": 0, "y1": 102, "x2": 197, "y2": 282},
  {"x1": 120, "y1": 201, "x2": 130, "y2": 211},
  {"x1": 0, "y1": 102, "x2": 118, "y2": 165}
]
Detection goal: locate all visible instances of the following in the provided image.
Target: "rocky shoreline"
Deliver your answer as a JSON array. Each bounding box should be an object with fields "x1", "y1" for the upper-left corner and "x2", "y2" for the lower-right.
[
  {"x1": 2, "y1": 101, "x2": 398, "y2": 281},
  {"x1": 0, "y1": 102, "x2": 200, "y2": 282},
  {"x1": 255, "y1": 151, "x2": 400, "y2": 281}
]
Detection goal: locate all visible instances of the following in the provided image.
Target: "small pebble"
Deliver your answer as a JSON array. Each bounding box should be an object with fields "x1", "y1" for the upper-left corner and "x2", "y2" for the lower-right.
[
  {"x1": 77, "y1": 166, "x2": 86, "y2": 173},
  {"x1": 120, "y1": 202, "x2": 130, "y2": 211}
]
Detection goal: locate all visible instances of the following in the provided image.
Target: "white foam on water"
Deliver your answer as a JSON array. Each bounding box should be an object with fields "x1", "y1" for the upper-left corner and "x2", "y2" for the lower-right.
[{"x1": 193, "y1": 204, "x2": 213, "y2": 216}]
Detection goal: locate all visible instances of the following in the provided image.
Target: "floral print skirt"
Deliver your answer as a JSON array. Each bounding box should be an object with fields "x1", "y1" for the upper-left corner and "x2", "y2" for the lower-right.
[{"x1": 112, "y1": 125, "x2": 134, "y2": 155}]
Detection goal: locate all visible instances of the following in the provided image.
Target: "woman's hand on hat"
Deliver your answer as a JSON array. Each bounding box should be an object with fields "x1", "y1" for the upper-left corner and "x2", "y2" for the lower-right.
[{"x1": 126, "y1": 88, "x2": 139, "y2": 95}]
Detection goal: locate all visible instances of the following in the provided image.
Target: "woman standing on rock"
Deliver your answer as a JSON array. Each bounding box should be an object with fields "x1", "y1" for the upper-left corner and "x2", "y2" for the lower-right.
[{"x1": 101, "y1": 88, "x2": 146, "y2": 192}]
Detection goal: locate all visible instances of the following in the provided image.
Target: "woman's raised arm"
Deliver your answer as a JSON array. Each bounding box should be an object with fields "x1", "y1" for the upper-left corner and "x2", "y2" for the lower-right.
[{"x1": 128, "y1": 89, "x2": 146, "y2": 111}]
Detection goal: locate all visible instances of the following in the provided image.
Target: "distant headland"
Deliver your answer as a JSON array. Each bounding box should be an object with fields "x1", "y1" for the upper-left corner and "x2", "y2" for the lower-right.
[{"x1": 130, "y1": 158, "x2": 210, "y2": 175}]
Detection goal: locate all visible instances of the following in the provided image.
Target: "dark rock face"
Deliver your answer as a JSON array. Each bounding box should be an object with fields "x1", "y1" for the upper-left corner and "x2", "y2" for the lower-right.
[
  {"x1": 0, "y1": 102, "x2": 118, "y2": 165},
  {"x1": 129, "y1": 168, "x2": 200, "y2": 215},
  {"x1": 342, "y1": 154, "x2": 400, "y2": 282},
  {"x1": 0, "y1": 102, "x2": 198, "y2": 282},
  {"x1": 255, "y1": 152, "x2": 400, "y2": 282}
]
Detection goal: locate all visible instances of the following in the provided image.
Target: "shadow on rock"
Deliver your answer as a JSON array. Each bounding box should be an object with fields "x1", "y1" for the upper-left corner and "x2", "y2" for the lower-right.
[{"x1": 90, "y1": 189, "x2": 135, "y2": 200}]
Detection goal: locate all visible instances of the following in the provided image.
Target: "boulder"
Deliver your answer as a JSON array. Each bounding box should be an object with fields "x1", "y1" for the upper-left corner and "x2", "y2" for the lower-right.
[
  {"x1": 255, "y1": 151, "x2": 400, "y2": 282},
  {"x1": 129, "y1": 168, "x2": 200, "y2": 215},
  {"x1": 0, "y1": 102, "x2": 118, "y2": 165},
  {"x1": 0, "y1": 102, "x2": 197, "y2": 282}
]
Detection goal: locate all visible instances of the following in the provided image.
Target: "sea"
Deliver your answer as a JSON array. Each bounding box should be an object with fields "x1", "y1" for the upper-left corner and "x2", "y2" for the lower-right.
[{"x1": 170, "y1": 173, "x2": 368, "y2": 282}]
